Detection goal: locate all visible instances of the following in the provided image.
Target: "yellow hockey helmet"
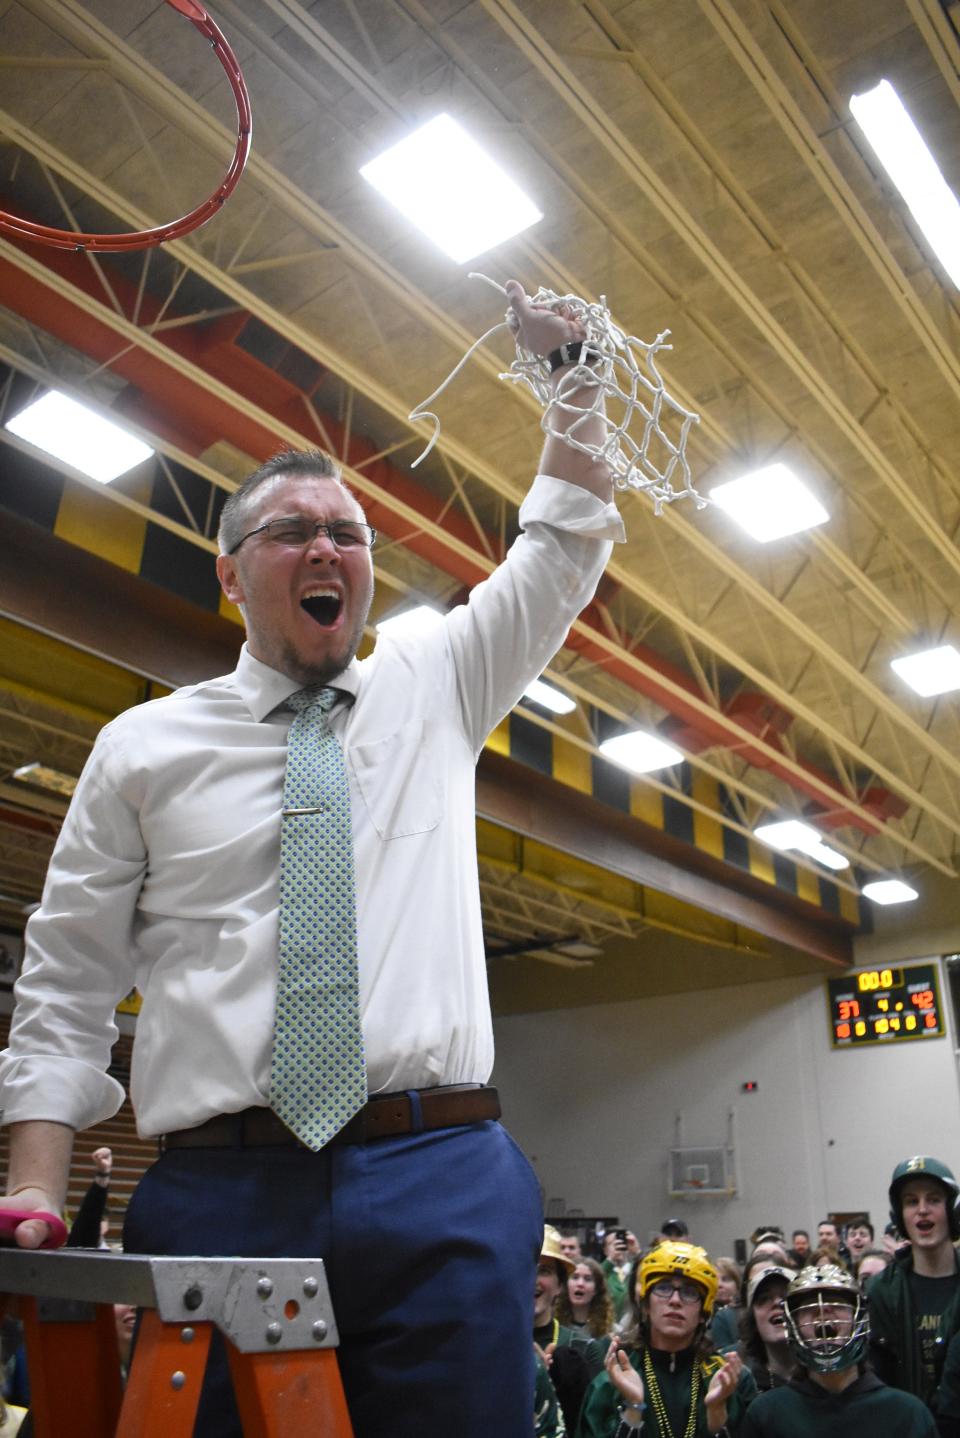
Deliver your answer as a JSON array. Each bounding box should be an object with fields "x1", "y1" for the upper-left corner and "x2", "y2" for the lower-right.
[{"x1": 637, "y1": 1241, "x2": 719, "y2": 1315}]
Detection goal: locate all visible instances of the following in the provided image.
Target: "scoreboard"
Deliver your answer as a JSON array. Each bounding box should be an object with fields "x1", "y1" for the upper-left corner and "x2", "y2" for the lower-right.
[{"x1": 827, "y1": 963, "x2": 945, "y2": 1048}]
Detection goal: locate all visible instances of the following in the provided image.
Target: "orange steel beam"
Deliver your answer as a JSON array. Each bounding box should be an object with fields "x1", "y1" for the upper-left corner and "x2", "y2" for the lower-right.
[{"x1": 0, "y1": 228, "x2": 896, "y2": 834}]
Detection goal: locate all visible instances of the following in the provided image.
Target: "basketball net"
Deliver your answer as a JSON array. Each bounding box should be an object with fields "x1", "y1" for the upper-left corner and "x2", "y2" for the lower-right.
[{"x1": 409, "y1": 274, "x2": 705, "y2": 514}]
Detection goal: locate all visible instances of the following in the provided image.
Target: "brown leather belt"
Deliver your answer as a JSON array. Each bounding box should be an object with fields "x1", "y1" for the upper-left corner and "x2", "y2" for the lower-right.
[{"x1": 159, "y1": 1085, "x2": 501, "y2": 1152}]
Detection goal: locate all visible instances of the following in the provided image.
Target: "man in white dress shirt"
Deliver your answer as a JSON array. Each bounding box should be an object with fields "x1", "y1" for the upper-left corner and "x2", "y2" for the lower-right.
[{"x1": 0, "y1": 283, "x2": 623, "y2": 1436}]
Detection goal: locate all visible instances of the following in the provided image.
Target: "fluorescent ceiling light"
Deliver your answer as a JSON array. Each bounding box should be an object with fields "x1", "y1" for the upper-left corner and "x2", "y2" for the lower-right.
[
  {"x1": 553, "y1": 940, "x2": 604, "y2": 960},
  {"x1": 754, "y1": 819, "x2": 822, "y2": 853},
  {"x1": 11, "y1": 762, "x2": 77, "y2": 799},
  {"x1": 599, "y1": 730, "x2": 683, "y2": 775},
  {"x1": 5, "y1": 390, "x2": 154, "y2": 483},
  {"x1": 359, "y1": 113, "x2": 542, "y2": 263},
  {"x1": 890, "y1": 644, "x2": 960, "y2": 697},
  {"x1": 754, "y1": 819, "x2": 847, "y2": 870},
  {"x1": 375, "y1": 603, "x2": 445, "y2": 638},
  {"x1": 710, "y1": 464, "x2": 829, "y2": 542},
  {"x1": 523, "y1": 678, "x2": 576, "y2": 715},
  {"x1": 862, "y1": 878, "x2": 919, "y2": 905},
  {"x1": 538, "y1": 951, "x2": 597, "y2": 969},
  {"x1": 850, "y1": 80, "x2": 960, "y2": 289},
  {"x1": 808, "y1": 841, "x2": 849, "y2": 871}
]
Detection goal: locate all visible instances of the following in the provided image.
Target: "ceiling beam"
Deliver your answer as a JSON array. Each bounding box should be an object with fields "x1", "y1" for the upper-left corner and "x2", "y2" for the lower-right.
[
  {"x1": 2, "y1": 510, "x2": 242, "y2": 688},
  {"x1": 480, "y1": 0, "x2": 960, "y2": 582},
  {"x1": 2, "y1": 230, "x2": 955, "y2": 867},
  {"x1": 477, "y1": 750, "x2": 854, "y2": 967}
]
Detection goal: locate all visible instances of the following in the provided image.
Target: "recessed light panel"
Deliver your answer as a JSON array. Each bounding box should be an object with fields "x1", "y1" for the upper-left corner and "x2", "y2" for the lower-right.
[
  {"x1": 554, "y1": 940, "x2": 603, "y2": 960},
  {"x1": 6, "y1": 390, "x2": 154, "y2": 483},
  {"x1": 808, "y1": 842, "x2": 849, "y2": 871},
  {"x1": 862, "y1": 879, "x2": 919, "y2": 905},
  {"x1": 598, "y1": 731, "x2": 683, "y2": 775},
  {"x1": 754, "y1": 819, "x2": 822, "y2": 853},
  {"x1": 359, "y1": 114, "x2": 542, "y2": 263},
  {"x1": 850, "y1": 80, "x2": 960, "y2": 289},
  {"x1": 890, "y1": 644, "x2": 960, "y2": 698},
  {"x1": 709, "y1": 464, "x2": 829, "y2": 542},
  {"x1": 754, "y1": 820, "x2": 848, "y2": 869},
  {"x1": 11, "y1": 763, "x2": 77, "y2": 798},
  {"x1": 523, "y1": 679, "x2": 576, "y2": 715}
]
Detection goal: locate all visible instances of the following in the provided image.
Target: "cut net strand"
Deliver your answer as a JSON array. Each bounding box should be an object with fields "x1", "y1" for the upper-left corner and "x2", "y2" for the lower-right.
[{"x1": 408, "y1": 273, "x2": 705, "y2": 514}]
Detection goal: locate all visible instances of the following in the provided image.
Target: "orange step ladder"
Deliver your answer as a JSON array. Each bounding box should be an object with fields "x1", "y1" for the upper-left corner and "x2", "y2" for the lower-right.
[{"x1": 0, "y1": 1248, "x2": 355, "y2": 1438}]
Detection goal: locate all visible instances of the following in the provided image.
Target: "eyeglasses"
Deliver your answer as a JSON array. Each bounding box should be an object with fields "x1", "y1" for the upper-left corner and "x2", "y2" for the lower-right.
[
  {"x1": 227, "y1": 515, "x2": 377, "y2": 556},
  {"x1": 647, "y1": 1279, "x2": 704, "y2": 1305}
]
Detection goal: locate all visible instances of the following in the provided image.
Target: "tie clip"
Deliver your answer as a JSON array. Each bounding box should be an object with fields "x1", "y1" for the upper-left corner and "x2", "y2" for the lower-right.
[{"x1": 282, "y1": 805, "x2": 326, "y2": 816}]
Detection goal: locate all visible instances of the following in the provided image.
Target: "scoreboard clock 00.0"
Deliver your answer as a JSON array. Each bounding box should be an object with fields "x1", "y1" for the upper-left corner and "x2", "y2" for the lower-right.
[{"x1": 827, "y1": 963, "x2": 945, "y2": 1047}]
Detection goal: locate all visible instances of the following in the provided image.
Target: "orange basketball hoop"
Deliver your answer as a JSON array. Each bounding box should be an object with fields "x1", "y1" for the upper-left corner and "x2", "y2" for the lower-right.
[{"x1": 0, "y1": 0, "x2": 251, "y2": 253}]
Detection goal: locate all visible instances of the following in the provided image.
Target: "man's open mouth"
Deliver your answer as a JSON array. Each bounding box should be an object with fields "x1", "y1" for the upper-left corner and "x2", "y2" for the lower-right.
[{"x1": 301, "y1": 587, "x2": 342, "y2": 626}]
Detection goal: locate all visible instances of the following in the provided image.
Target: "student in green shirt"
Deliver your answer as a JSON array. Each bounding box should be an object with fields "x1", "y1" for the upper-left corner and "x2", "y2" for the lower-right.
[
  {"x1": 578, "y1": 1241, "x2": 755, "y2": 1437},
  {"x1": 537, "y1": 1226, "x2": 605, "y2": 1435},
  {"x1": 536, "y1": 1352, "x2": 567, "y2": 1438},
  {"x1": 868, "y1": 1155, "x2": 960, "y2": 1414},
  {"x1": 742, "y1": 1264, "x2": 935, "y2": 1436}
]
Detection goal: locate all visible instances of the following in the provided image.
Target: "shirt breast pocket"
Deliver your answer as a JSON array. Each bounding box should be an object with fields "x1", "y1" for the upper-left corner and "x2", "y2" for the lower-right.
[{"x1": 349, "y1": 718, "x2": 443, "y2": 839}]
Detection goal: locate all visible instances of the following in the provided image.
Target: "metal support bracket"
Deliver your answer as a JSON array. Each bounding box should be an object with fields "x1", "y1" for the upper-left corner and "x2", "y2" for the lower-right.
[{"x1": 0, "y1": 1249, "x2": 339, "y2": 1353}]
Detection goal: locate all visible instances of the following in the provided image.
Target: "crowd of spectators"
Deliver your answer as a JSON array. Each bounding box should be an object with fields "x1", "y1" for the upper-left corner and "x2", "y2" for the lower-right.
[
  {"x1": 533, "y1": 1153, "x2": 960, "y2": 1436},
  {"x1": 4, "y1": 1149, "x2": 960, "y2": 1435}
]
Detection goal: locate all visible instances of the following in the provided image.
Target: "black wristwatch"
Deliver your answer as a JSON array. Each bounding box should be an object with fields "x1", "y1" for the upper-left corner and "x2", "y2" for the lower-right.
[{"x1": 547, "y1": 340, "x2": 599, "y2": 372}]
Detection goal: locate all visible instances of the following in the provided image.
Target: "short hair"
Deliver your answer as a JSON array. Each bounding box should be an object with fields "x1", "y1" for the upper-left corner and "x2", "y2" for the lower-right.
[
  {"x1": 818, "y1": 1218, "x2": 838, "y2": 1231},
  {"x1": 811, "y1": 1246, "x2": 849, "y2": 1272},
  {"x1": 715, "y1": 1256, "x2": 742, "y2": 1289},
  {"x1": 852, "y1": 1247, "x2": 890, "y2": 1280},
  {"x1": 218, "y1": 448, "x2": 354, "y2": 555},
  {"x1": 792, "y1": 1229, "x2": 809, "y2": 1241},
  {"x1": 846, "y1": 1216, "x2": 874, "y2": 1239},
  {"x1": 749, "y1": 1241, "x2": 791, "y2": 1267},
  {"x1": 750, "y1": 1225, "x2": 784, "y2": 1245}
]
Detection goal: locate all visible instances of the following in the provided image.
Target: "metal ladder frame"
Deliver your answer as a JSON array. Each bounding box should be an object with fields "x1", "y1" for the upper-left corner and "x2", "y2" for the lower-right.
[{"x1": 0, "y1": 1248, "x2": 355, "y2": 1437}]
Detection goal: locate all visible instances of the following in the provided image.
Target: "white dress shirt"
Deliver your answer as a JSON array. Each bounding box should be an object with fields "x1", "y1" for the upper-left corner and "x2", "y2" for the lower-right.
[{"x1": 0, "y1": 476, "x2": 622, "y2": 1137}]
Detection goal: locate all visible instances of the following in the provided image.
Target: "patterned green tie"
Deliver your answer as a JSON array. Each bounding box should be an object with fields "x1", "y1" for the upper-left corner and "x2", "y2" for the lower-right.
[{"x1": 270, "y1": 685, "x2": 366, "y2": 1149}]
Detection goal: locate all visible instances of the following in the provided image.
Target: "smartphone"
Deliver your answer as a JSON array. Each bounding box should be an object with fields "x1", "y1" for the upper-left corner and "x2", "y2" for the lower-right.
[
  {"x1": 0, "y1": 1209, "x2": 67, "y2": 1249},
  {"x1": 615, "y1": 1228, "x2": 628, "y2": 1243}
]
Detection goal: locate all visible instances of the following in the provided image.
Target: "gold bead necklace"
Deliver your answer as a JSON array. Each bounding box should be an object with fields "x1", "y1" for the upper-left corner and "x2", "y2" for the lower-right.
[{"x1": 642, "y1": 1348, "x2": 700, "y2": 1438}]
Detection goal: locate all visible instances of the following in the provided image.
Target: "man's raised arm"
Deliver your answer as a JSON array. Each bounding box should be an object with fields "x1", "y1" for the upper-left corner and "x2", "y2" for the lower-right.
[{"x1": 505, "y1": 279, "x2": 614, "y2": 505}]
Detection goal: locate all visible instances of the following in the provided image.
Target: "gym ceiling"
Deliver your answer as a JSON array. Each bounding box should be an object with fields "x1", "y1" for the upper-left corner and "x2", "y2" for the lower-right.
[{"x1": 1, "y1": 0, "x2": 958, "y2": 1013}]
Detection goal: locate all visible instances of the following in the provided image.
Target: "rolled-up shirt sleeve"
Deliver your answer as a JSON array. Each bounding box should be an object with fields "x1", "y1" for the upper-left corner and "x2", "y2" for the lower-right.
[
  {"x1": 446, "y1": 473, "x2": 624, "y2": 754},
  {"x1": 0, "y1": 725, "x2": 141, "y2": 1129},
  {"x1": 0, "y1": 474, "x2": 625, "y2": 1135}
]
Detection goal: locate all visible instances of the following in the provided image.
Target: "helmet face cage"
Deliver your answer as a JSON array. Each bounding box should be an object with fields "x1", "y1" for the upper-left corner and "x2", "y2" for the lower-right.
[
  {"x1": 637, "y1": 1241, "x2": 718, "y2": 1316},
  {"x1": 784, "y1": 1280, "x2": 869, "y2": 1373}
]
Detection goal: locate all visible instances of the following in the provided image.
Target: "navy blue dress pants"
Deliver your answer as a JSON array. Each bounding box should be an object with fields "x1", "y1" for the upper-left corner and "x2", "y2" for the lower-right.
[{"x1": 123, "y1": 1119, "x2": 542, "y2": 1437}]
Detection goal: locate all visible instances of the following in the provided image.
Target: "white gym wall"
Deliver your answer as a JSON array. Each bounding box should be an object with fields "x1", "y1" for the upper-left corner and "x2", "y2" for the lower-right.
[{"x1": 493, "y1": 897, "x2": 960, "y2": 1257}]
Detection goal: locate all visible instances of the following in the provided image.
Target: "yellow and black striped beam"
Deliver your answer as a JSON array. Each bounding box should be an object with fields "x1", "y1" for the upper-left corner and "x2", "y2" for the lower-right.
[
  {"x1": 485, "y1": 707, "x2": 862, "y2": 931},
  {"x1": 4, "y1": 458, "x2": 862, "y2": 946}
]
